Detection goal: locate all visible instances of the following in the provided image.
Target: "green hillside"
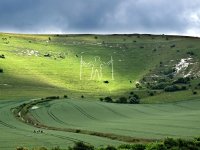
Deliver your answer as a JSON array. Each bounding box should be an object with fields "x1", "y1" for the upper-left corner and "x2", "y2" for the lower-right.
[
  {"x1": 1, "y1": 33, "x2": 200, "y2": 149},
  {"x1": 1, "y1": 33, "x2": 200, "y2": 102}
]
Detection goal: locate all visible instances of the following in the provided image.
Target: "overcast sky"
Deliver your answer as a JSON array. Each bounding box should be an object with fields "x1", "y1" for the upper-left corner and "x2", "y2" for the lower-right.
[{"x1": 0, "y1": 0, "x2": 200, "y2": 36}]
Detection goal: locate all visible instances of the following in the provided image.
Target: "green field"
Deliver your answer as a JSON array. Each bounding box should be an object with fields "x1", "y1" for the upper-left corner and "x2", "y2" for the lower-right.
[{"x1": 0, "y1": 33, "x2": 200, "y2": 149}]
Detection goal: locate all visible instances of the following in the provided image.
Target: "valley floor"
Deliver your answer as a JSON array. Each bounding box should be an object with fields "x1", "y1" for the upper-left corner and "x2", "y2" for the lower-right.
[{"x1": 0, "y1": 98, "x2": 200, "y2": 149}]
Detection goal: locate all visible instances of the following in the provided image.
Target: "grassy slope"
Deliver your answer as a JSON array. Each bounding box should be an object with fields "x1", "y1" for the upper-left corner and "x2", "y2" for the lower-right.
[
  {"x1": 1, "y1": 33, "x2": 200, "y2": 101},
  {"x1": 0, "y1": 33, "x2": 200, "y2": 149}
]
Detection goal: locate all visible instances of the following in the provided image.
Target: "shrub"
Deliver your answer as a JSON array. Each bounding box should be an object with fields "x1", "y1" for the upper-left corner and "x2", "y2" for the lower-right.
[
  {"x1": 64, "y1": 95, "x2": 68, "y2": 98},
  {"x1": 116, "y1": 97, "x2": 127, "y2": 103},
  {"x1": 164, "y1": 138, "x2": 178, "y2": 149},
  {"x1": 129, "y1": 94, "x2": 140, "y2": 104},
  {"x1": 170, "y1": 44, "x2": 176, "y2": 48},
  {"x1": 131, "y1": 144, "x2": 146, "y2": 150},
  {"x1": 193, "y1": 91, "x2": 197, "y2": 95},
  {"x1": 0, "y1": 68, "x2": 3, "y2": 73},
  {"x1": 164, "y1": 85, "x2": 180, "y2": 92},
  {"x1": 151, "y1": 82, "x2": 169, "y2": 90},
  {"x1": 187, "y1": 51, "x2": 195, "y2": 55},
  {"x1": 104, "y1": 81, "x2": 109, "y2": 84},
  {"x1": 99, "y1": 98, "x2": 104, "y2": 101},
  {"x1": 81, "y1": 95, "x2": 84, "y2": 98},
  {"x1": 104, "y1": 97, "x2": 113, "y2": 103},
  {"x1": 16, "y1": 147, "x2": 29, "y2": 150},
  {"x1": 0, "y1": 54, "x2": 5, "y2": 58},
  {"x1": 181, "y1": 86, "x2": 187, "y2": 90},
  {"x1": 103, "y1": 145, "x2": 117, "y2": 150},
  {"x1": 70, "y1": 142, "x2": 94, "y2": 150},
  {"x1": 173, "y1": 77, "x2": 190, "y2": 84},
  {"x1": 136, "y1": 83, "x2": 142, "y2": 89},
  {"x1": 149, "y1": 92, "x2": 154, "y2": 96},
  {"x1": 39, "y1": 147, "x2": 48, "y2": 150},
  {"x1": 75, "y1": 129, "x2": 80, "y2": 133},
  {"x1": 45, "y1": 96, "x2": 59, "y2": 99},
  {"x1": 51, "y1": 146, "x2": 63, "y2": 150},
  {"x1": 146, "y1": 142, "x2": 167, "y2": 150}
]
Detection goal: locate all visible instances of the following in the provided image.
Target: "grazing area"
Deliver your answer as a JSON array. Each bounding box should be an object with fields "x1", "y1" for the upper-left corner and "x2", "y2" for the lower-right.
[{"x1": 0, "y1": 33, "x2": 200, "y2": 149}]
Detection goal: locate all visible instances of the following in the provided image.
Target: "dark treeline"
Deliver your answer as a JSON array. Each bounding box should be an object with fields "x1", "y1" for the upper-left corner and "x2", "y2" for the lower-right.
[{"x1": 16, "y1": 137, "x2": 200, "y2": 150}]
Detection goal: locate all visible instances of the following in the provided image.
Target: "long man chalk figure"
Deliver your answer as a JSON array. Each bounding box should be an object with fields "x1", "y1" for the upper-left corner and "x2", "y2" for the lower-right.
[{"x1": 80, "y1": 56, "x2": 114, "y2": 80}]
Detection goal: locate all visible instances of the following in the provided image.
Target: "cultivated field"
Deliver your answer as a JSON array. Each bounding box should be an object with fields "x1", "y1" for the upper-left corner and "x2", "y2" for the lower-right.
[{"x1": 0, "y1": 33, "x2": 200, "y2": 149}]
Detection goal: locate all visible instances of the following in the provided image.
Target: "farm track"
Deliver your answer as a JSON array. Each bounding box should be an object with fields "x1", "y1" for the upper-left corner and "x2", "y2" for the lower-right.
[
  {"x1": 66, "y1": 101, "x2": 99, "y2": 121},
  {"x1": 98, "y1": 103, "x2": 129, "y2": 118}
]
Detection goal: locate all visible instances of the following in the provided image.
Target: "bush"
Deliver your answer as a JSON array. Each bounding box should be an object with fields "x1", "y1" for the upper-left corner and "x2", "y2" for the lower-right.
[
  {"x1": 164, "y1": 85, "x2": 180, "y2": 92},
  {"x1": 170, "y1": 44, "x2": 176, "y2": 48},
  {"x1": 64, "y1": 95, "x2": 68, "y2": 98},
  {"x1": 173, "y1": 77, "x2": 190, "y2": 84},
  {"x1": 103, "y1": 145, "x2": 117, "y2": 150},
  {"x1": 38, "y1": 147, "x2": 48, "y2": 150},
  {"x1": 16, "y1": 147, "x2": 29, "y2": 150},
  {"x1": 149, "y1": 92, "x2": 154, "y2": 96},
  {"x1": 129, "y1": 94, "x2": 140, "y2": 104},
  {"x1": 0, "y1": 68, "x2": 3, "y2": 73},
  {"x1": 136, "y1": 83, "x2": 142, "y2": 89},
  {"x1": 150, "y1": 82, "x2": 169, "y2": 90},
  {"x1": 164, "y1": 138, "x2": 178, "y2": 149},
  {"x1": 187, "y1": 51, "x2": 195, "y2": 55},
  {"x1": 116, "y1": 97, "x2": 127, "y2": 103},
  {"x1": 193, "y1": 91, "x2": 197, "y2": 95},
  {"x1": 51, "y1": 146, "x2": 63, "y2": 150},
  {"x1": 146, "y1": 143, "x2": 167, "y2": 150},
  {"x1": 69, "y1": 142, "x2": 94, "y2": 150},
  {"x1": 131, "y1": 144, "x2": 146, "y2": 150},
  {"x1": 81, "y1": 95, "x2": 84, "y2": 98},
  {"x1": 104, "y1": 81, "x2": 109, "y2": 84},
  {"x1": 0, "y1": 54, "x2": 5, "y2": 58},
  {"x1": 99, "y1": 98, "x2": 104, "y2": 101},
  {"x1": 45, "y1": 96, "x2": 59, "y2": 99},
  {"x1": 104, "y1": 97, "x2": 113, "y2": 103}
]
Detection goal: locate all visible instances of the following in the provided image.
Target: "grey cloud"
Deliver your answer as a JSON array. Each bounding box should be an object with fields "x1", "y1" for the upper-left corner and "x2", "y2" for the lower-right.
[{"x1": 0, "y1": 0, "x2": 200, "y2": 35}]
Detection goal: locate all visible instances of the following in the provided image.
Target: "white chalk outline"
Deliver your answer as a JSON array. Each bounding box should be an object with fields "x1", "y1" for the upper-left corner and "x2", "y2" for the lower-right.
[{"x1": 80, "y1": 56, "x2": 114, "y2": 80}]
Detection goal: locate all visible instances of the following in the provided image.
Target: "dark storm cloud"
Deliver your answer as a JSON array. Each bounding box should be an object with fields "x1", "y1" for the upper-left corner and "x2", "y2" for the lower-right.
[{"x1": 0, "y1": 0, "x2": 200, "y2": 35}]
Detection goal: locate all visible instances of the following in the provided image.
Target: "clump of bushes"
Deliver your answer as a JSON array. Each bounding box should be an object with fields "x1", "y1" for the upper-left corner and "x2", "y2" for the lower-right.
[
  {"x1": 69, "y1": 142, "x2": 94, "y2": 150},
  {"x1": 129, "y1": 94, "x2": 140, "y2": 104},
  {"x1": 104, "y1": 97, "x2": 113, "y2": 103},
  {"x1": 100, "y1": 94, "x2": 140, "y2": 104},
  {"x1": 187, "y1": 51, "x2": 195, "y2": 55},
  {"x1": 45, "y1": 96, "x2": 60, "y2": 100},
  {"x1": 116, "y1": 97, "x2": 127, "y2": 103},
  {"x1": 164, "y1": 85, "x2": 181, "y2": 92},
  {"x1": 15, "y1": 137, "x2": 200, "y2": 150},
  {"x1": 170, "y1": 44, "x2": 176, "y2": 48},
  {"x1": 104, "y1": 81, "x2": 109, "y2": 84},
  {"x1": 0, "y1": 54, "x2": 5, "y2": 58},
  {"x1": 173, "y1": 77, "x2": 190, "y2": 84},
  {"x1": 193, "y1": 91, "x2": 197, "y2": 95}
]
